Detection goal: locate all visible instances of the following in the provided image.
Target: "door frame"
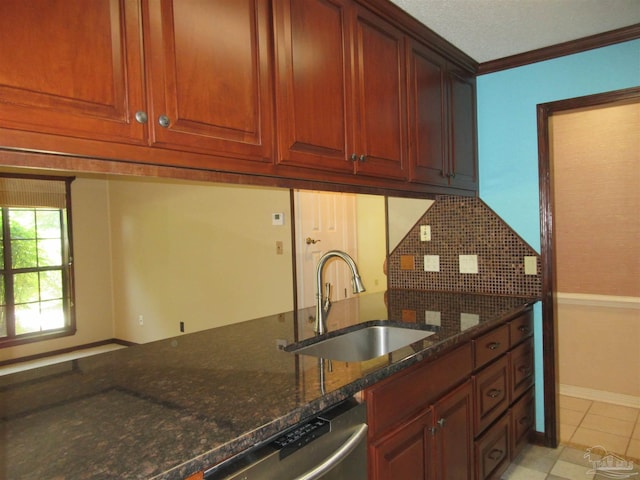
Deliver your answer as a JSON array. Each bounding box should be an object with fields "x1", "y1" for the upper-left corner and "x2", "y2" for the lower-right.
[{"x1": 536, "y1": 85, "x2": 640, "y2": 447}]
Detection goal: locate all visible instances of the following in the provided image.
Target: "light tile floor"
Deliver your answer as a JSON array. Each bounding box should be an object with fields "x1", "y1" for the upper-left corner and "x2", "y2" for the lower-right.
[{"x1": 502, "y1": 394, "x2": 640, "y2": 479}]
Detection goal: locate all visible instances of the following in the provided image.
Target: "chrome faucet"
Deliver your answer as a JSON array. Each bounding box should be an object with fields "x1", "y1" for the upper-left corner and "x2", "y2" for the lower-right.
[{"x1": 314, "y1": 250, "x2": 366, "y2": 335}]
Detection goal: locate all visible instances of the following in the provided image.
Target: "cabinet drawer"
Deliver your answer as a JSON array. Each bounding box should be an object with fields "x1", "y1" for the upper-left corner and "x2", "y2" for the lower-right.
[
  {"x1": 473, "y1": 325, "x2": 509, "y2": 370},
  {"x1": 473, "y1": 355, "x2": 509, "y2": 436},
  {"x1": 510, "y1": 387, "x2": 535, "y2": 459},
  {"x1": 475, "y1": 413, "x2": 510, "y2": 480},
  {"x1": 509, "y1": 338, "x2": 534, "y2": 402},
  {"x1": 365, "y1": 343, "x2": 472, "y2": 438},
  {"x1": 509, "y1": 310, "x2": 533, "y2": 348}
]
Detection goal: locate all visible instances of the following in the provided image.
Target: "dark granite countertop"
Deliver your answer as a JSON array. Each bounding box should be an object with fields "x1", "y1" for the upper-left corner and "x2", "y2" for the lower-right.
[{"x1": 0, "y1": 290, "x2": 536, "y2": 480}]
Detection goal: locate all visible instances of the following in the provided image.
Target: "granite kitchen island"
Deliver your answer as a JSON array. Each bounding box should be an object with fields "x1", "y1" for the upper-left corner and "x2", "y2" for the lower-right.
[{"x1": 0, "y1": 290, "x2": 537, "y2": 480}]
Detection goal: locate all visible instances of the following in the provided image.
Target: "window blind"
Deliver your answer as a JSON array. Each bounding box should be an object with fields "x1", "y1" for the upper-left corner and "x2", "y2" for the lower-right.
[{"x1": 0, "y1": 176, "x2": 70, "y2": 209}]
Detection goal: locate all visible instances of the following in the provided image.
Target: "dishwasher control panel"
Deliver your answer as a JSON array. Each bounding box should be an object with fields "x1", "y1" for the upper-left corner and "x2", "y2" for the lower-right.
[{"x1": 271, "y1": 417, "x2": 330, "y2": 459}]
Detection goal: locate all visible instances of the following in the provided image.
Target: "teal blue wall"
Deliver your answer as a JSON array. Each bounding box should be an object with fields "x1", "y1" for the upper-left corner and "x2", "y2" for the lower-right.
[{"x1": 476, "y1": 39, "x2": 640, "y2": 432}]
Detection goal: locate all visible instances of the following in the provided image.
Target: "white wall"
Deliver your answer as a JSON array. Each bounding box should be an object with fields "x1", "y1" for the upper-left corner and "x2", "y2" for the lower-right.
[{"x1": 108, "y1": 178, "x2": 294, "y2": 343}]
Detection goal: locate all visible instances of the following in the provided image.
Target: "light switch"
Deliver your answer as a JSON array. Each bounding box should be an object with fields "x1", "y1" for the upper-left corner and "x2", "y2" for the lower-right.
[
  {"x1": 459, "y1": 255, "x2": 478, "y2": 274},
  {"x1": 424, "y1": 255, "x2": 440, "y2": 272},
  {"x1": 524, "y1": 256, "x2": 537, "y2": 275},
  {"x1": 420, "y1": 225, "x2": 431, "y2": 241}
]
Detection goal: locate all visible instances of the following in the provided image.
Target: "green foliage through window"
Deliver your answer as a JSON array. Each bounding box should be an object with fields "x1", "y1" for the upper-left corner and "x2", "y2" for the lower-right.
[{"x1": 0, "y1": 203, "x2": 73, "y2": 345}]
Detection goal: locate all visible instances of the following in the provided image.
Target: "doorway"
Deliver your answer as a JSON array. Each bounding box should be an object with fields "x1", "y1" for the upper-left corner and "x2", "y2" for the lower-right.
[{"x1": 537, "y1": 86, "x2": 640, "y2": 448}]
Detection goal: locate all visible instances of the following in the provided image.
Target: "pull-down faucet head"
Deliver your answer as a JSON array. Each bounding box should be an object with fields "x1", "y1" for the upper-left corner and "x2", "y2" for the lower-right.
[{"x1": 314, "y1": 250, "x2": 366, "y2": 335}]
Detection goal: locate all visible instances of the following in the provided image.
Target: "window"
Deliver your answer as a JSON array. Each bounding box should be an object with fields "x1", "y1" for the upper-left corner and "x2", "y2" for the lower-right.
[{"x1": 0, "y1": 175, "x2": 75, "y2": 347}]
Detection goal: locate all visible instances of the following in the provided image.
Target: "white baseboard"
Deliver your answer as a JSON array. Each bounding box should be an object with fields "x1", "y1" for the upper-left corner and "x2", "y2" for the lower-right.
[{"x1": 559, "y1": 384, "x2": 640, "y2": 408}]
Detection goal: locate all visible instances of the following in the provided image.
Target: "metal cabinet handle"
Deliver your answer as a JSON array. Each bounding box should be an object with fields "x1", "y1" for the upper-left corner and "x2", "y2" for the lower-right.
[
  {"x1": 359, "y1": 154, "x2": 366, "y2": 162},
  {"x1": 305, "y1": 237, "x2": 321, "y2": 245},
  {"x1": 350, "y1": 153, "x2": 358, "y2": 162},
  {"x1": 292, "y1": 424, "x2": 368, "y2": 480},
  {"x1": 158, "y1": 115, "x2": 171, "y2": 128},
  {"x1": 518, "y1": 415, "x2": 531, "y2": 425},
  {"x1": 487, "y1": 341, "x2": 501, "y2": 350},
  {"x1": 518, "y1": 326, "x2": 530, "y2": 334},
  {"x1": 487, "y1": 448, "x2": 504, "y2": 461},
  {"x1": 134, "y1": 111, "x2": 148, "y2": 124},
  {"x1": 487, "y1": 389, "x2": 502, "y2": 399},
  {"x1": 437, "y1": 417, "x2": 446, "y2": 428}
]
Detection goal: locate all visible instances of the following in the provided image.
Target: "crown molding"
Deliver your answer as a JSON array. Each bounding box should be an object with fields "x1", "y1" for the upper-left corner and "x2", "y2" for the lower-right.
[{"x1": 478, "y1": 23, "x2": 640, "y2": 75}]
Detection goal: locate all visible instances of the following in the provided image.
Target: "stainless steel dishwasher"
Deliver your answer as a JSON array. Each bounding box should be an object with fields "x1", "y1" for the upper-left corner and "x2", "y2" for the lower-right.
[{"x1": 204, "y1": 398, "x2": 367, "y2": 480}]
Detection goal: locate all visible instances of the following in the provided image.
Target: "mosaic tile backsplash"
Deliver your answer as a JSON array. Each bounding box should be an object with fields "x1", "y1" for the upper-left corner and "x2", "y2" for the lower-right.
[{"x1": 388, "y1": 196, "x2": 542, "y2": 297}]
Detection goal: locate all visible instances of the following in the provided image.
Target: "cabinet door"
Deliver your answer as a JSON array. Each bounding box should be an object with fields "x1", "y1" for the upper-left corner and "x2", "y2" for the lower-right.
[
  {"x1": 448, "y1": 67, "x2": 478, "y2": 190},
  {"x1": 432, "y1": 380, "x2": 474, "y2": 480},
  {"x1": 352, "y1": 6, "x2": 407, "y2": 180},
  {"x1": 0, "y1": 0, "x2": 145, "y2": 143},
  {"x1": 144, "y1": 0, "x2": 273, "y2": 163},
  {"x1": 406, "y1": 40, "x2": 449, "y2": 186},
  {"x1": 370, "y1": 408, "x2": 432, "y2": 480},
  {"x1": 273, "y1": 0, "x2": 353, "y2": 173}
]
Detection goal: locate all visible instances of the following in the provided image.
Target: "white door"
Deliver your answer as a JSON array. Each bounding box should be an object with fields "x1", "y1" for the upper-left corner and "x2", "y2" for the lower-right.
[{"x1": 294, "y1": 190, "x2": 358, "y2": 309}]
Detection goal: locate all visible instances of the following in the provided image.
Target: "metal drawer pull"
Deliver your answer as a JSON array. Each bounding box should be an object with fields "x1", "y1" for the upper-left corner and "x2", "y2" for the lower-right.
[
  {"x1": 293, "y1": 424, "x2": 368, "y2": 480},
  {"x1": 350, "y1": 153, "x2": 358, "y2": 162},
  {"x1": 487, "y1": 341, "x2": 501, "y2": 350},
  {"x1": 487, "y1": 389, "x2": 502, "y2": 399},
  {"x1": 437, "y1": 418, "x2": 446, "y2": 428},
  {"x1": 487, "y1": 449, "x2": 504, "y2": 461},
  {"x1": 518, "y1": 326, "x2": 530, "y2": 334}
]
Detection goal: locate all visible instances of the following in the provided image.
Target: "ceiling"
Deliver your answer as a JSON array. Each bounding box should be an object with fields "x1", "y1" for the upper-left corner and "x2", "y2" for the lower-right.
[{"x1": 389, "y1": 0, "x2": 640, "y2": 63}]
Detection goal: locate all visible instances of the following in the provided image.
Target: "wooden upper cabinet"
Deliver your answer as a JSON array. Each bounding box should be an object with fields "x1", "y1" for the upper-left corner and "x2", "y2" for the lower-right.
[
  {"x1": 448, "y1": 67, "x2": 478, "y2": 190},
  {"x1": 352, "y1": 5, "x2": 407, "y2": 180},
  {"x1": 0, "y1": 0, "x2": 146, "y2": 144},
  {"x1": 143, "y1": 0, "x2": 274, "y2": 162},
  {"x1": 407, "y1": 39, "x2": 477, "y2": 191},
  {"x1": 406, "y1": 39, "x2": 448, "y2": 186},
  {"x1": 274, "y1": 0, "x2": 407, "y2": 180},
  {"x1": 273, "y1": 0, "x2": 353, "y2": 173}
]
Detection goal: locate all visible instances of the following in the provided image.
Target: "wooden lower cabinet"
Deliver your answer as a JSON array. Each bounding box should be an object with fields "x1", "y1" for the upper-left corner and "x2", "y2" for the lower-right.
[
  {"x1": 370, "y1": 408, "x2": 433, "y2": 480},
  {"x1": 475, "y1": 414, "x2": 510, "y2": 480},
  {"x1": 368, "y1": 379, "x2": 474, "y2": 480},
  {"x1": 511, "y1": 388, "x2": 535, "y2": 459},
  {"x1": 364, "y1": 309, "x2": 536, "y2": 480},
  {"x1": 431, "y1": 380, "x2": 474, "y2": 480}
]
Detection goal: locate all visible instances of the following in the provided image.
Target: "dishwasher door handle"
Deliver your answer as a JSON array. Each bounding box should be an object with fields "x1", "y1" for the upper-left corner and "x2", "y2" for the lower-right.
[{"x1": 292, "y1": 423, "x2": 368, "y2": 480}]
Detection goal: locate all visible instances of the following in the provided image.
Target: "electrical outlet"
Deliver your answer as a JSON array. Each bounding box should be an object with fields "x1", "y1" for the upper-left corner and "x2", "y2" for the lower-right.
[
  {"x1": 276, "y1": 241, "x2": 283, "y2": 255},
  {"x1": 420, "y1": 225, "x2": 431, "y2": 241},
  {"x1": 138, "y1": 315, "x2": 144, "y2": 326}
]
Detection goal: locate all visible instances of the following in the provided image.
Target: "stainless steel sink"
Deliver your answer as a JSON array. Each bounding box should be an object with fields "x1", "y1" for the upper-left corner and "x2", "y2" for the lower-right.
[{"x1": 286, "y1": 325, "x2": 435, "y2": 362}]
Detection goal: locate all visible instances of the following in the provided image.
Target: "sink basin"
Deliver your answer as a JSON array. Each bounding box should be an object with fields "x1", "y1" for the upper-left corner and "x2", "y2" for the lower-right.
[{"x1": 286, "y1": 324, "x2": 435, "y2": 362}]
